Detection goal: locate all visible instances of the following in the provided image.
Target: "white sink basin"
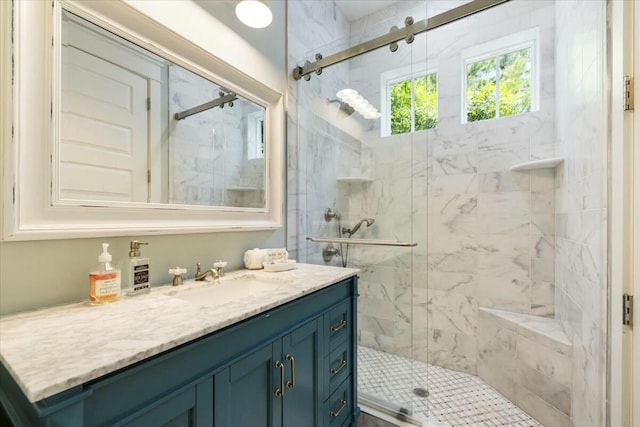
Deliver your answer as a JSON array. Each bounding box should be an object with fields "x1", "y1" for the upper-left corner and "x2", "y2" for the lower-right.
[{"x1": 168, "y1": 274, "x2": 293, "y2": 307}]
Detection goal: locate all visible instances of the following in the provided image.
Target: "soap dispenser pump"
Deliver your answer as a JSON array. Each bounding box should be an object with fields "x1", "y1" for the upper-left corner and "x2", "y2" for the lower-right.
[{"x1": 124, "y1": 240, "x2": 151, "y2": 296}]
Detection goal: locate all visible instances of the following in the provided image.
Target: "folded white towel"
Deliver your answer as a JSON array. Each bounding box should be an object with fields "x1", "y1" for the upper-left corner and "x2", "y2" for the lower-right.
[{"x1": 244, "y1": 248, "x2": 288, "y2": 269}]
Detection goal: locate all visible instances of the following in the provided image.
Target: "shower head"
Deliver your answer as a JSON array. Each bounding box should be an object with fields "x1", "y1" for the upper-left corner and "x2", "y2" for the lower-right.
[
  {"x1": 342, "y1": 218, "x2": 375, "y2": 238},
  {"x1": 327, "y1": 99, "x2": 355, "y2": 116}
]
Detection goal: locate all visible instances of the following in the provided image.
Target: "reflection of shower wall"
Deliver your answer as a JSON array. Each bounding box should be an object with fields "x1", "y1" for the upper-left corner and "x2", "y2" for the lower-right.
[
  {"x1": 351, "y1": 0, "x2": 557, "y2": 374},
  {"x1": 168, "y1": 65, "x2": 244, "y2": 206}
]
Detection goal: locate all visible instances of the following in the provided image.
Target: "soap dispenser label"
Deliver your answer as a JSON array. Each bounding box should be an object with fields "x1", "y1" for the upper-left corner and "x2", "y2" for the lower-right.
[
  {"x1": 91, "y1": 272, "x2": 121, "y2": 297},
  {"x1": 132, "y1": 263, "x2": 149, "y2": 291}
]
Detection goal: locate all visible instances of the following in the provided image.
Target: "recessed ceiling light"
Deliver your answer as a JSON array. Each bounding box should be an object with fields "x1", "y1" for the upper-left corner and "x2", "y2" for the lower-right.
[{"x1": 235, "y1": 0, "x2": 273, "y2": 29}]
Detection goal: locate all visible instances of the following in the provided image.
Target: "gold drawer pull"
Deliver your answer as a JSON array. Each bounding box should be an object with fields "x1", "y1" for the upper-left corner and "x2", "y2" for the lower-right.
[
  {"x1": 330, "y1": 399, "x2": 347, "y2": 417},
  {"x1": 286, "y1": 354, "x2": 295, "y2": 388},
  {"x1": 330, "y1": 359, "x2": 347, "y2": 375},
  {"x1": 274, "y1": 361, "x2": 285, "y2": 397},
  {"x1": 330, "y1": 319, "x2": 347, "y2": 332}
]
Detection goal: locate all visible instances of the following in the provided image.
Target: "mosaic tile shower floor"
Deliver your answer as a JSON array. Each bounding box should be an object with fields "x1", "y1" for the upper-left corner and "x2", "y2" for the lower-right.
[{"x1": 358, "y1": 346, "x2": 543, "y2": 427}]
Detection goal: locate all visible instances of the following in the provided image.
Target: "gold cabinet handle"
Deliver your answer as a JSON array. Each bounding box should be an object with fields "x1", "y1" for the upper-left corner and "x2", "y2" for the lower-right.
[
  {"x1": 286, "y1": 354, "x2": 295, "y2": 388},
  {"x1": 330, "y1": 319, "x2": 347, "y2": 332},
  {"x1": 330, "y1": 359, "x2": 347, "y2": 375},
  {"x1": 274, "y1": 361, "x2": 285, "y2": 397},
  {"x1": 330, "y1": 399, "x2": 347, "y2": 417}
]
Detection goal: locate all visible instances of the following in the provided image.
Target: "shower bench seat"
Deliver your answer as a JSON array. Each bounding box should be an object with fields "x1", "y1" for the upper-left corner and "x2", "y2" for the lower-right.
[{"x1": 477, "y1": 307, "x2": 573, "y2": 427}]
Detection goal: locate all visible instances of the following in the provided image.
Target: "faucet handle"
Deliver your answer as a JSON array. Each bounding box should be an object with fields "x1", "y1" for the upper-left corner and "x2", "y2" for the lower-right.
[
  {"x1": 169, "y1": 267, "x2": 187, "y2": 286},
  {"x1": 214, "y1": 260, "x2": 227, "y2": 277}
]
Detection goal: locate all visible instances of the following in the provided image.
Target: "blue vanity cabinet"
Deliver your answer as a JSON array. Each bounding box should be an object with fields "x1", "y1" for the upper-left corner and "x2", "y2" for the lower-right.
[
  {"x1": 213, "y1": 318, "x2": 323, "y2": 427},
  {"x1": 120, "y1": 379, "x2": 213, "y2": 427},
  {"x1": 213, "y1": 344, "x2": 282, "y2": 426},
  {"x1": 0, "y1": 276, "x2": 359, "y2": 427}
]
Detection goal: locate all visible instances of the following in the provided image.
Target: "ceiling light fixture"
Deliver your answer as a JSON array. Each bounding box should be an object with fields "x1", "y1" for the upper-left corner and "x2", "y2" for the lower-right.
[
  {"x1": 336, "y1": 89, "x2": 381, "y2": 120},
  {"x1": 235, "y1": 0, "x2": 273, "y2": 29}
]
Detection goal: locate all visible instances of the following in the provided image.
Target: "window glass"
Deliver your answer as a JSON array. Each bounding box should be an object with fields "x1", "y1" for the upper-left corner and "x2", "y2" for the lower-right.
[
  {"x1": 389, "y1": 72, "x2": 438, "y2": 135},
  {"x1": 414, "y1": 73, "x2": 438, "y2": 131},
  {"x1": 499, "y1": 48, "x2": 531, "y2": 117},
  {"x1": 466, "y1": 47, "x2": 532, "y2": 123},
  {"x1": 390, "y1": 80, "x2": 412, "y2": 135},
  {"x1": 466, "y1": 57, "x2": 497, "y2": 122}
]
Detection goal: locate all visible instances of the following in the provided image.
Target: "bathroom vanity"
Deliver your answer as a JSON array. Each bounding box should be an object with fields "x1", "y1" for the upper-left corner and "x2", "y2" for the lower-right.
[{"x1": 0, "y1": 264, "x2": 359, "y2": 427}]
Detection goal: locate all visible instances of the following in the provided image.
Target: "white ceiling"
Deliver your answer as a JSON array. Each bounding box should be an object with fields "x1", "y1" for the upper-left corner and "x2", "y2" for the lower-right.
[{"x1": 333, "y1": 0, "x2": 397, "y2": 21}]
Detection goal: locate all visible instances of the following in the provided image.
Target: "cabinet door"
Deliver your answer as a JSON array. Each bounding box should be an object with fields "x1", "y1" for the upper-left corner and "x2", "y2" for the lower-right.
[
  {"x1": 282, "y1": 318, "x2": 323, "y2": 427},
  {"x1": 119, "y1": 386, "x2": 198, "y2": 427},
  {"x1": 214, "y1": 344, "x2": 282, "y2": 427}
]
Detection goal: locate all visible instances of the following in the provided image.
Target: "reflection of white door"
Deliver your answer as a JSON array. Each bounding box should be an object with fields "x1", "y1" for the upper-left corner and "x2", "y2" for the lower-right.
[{"x1": 60, "y1": 45, "x2": 148, "y2": 202}]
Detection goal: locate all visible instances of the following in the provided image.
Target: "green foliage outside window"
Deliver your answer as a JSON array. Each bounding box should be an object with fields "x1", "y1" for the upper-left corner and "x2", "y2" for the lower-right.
[
  {"x1": 466, "y1": 47, "x2": 531, "y2": 122},
  {"x1": 390, "y1": 73, "x2": 438, "y2": 135},
  {"x1": 390, "y1": 80, "x2": 412, "y2": 135}
]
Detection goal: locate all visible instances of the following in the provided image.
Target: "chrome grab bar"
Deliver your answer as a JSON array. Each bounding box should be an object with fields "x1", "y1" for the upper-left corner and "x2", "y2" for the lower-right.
[{"x1": 307, "y1": 237, "x2": 418, "y2": 247}]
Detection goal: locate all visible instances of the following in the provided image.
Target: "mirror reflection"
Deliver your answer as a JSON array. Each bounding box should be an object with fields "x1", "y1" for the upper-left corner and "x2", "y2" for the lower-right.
[{"x1": 59, "y1": 10, "x2": 266, "y2": 209}]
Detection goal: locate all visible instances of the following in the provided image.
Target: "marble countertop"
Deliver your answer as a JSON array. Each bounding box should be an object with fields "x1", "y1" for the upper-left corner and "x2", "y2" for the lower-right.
[{"x1": 0, "y1": 263, "x2": 358, "y2": 403}]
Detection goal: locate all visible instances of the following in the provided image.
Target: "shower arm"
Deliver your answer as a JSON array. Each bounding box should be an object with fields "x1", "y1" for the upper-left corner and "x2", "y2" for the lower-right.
[{"x1": 292, "y1": 0, "x2": 509, "y2": 81}]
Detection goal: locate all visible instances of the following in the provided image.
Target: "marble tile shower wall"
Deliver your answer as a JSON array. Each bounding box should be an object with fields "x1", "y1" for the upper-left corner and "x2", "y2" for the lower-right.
[
  {"x1": 287, "y1": 0, "x2": 364, "y2": 263},
  {"x1": 169, "y1": 65, "x2": 246, "y2": 206},
  {"x1": 349, "y1": 0, "x2": 557, "y2": 374},
  {"x1": 554, "y1": 1, "x2": 607, "y2": 426}
]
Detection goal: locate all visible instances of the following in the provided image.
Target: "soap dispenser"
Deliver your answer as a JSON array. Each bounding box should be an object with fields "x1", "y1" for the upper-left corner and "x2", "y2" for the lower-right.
[
  {"x1": 89, "y1": 243, "x2": 121, "y2": 305},
  {"x1": 124, "y1": 240, "x2": 151, "y2": 296}
]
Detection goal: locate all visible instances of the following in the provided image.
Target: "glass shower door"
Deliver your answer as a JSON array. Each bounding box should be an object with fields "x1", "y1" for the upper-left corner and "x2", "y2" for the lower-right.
[{"x1": 296, "y1": 48, "x2": 425, "y2": 422}]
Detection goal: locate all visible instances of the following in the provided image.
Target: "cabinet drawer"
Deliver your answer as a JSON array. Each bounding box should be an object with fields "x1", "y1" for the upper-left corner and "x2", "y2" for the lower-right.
[
  {"x1": 323, "y1": 301, "x2": 350, "y2": 355},
  {"x1": 323, "y1": 377, "x2": 352, "y2": 427},
  {"x1": 323, "y1": 342, "x2": 350, "y2": 399}
]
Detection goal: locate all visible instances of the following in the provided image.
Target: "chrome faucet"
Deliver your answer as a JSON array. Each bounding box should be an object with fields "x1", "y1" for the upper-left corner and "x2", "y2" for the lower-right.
[
  {"x1": 195, "y1": 263, "x2": 221, "y2": 281},
  {"x1": 342, "y1": 218, "x2": 375, "y2": 238}
]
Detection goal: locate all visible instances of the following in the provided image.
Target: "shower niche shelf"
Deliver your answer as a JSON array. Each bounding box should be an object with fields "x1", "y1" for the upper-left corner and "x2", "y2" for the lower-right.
[
  {"x1": 336, "y1": 176, "x2": 373, "y2": 183},
  {"x1": 510, "y1": 157, "x2": 564, "y2": 171}
]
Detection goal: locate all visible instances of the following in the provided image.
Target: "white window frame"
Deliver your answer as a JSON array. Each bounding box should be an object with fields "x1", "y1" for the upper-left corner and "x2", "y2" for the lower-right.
[
  {"x1": 380, "y1": 65, "x2": 438, "y2": 137},
  {"x1": 461, "y1": 27, "x2": 540, "y2": 124}
]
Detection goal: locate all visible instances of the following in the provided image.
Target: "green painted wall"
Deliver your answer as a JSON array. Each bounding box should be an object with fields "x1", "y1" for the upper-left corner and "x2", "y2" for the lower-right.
[{"x1": 0, "y1": 230, "x2": 284, "y2": 315}]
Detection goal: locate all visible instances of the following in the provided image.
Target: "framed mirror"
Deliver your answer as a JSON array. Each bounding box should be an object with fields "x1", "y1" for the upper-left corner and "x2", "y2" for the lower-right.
[{"x1": 2, "y1": 0, "x2": 284, "y2": 240}]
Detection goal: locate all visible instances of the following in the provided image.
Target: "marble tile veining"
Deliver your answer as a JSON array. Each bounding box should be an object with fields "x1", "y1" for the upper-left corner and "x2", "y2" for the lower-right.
[{"x1": 0, "y1": 264, "x2": 358, "y2": 403}]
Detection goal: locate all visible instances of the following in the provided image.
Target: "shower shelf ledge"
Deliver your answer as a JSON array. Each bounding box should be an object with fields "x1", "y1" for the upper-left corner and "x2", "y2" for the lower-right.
[
  {"x1": 336, "y1": 176, "x2": 373, "y2": 183},
  {"x1": 510, "y1": 157, "x2": 564, "y2": 171}
]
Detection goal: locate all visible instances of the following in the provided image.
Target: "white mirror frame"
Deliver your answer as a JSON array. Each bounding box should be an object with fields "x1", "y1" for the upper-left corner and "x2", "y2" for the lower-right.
[{"x1": 2, "y1": 0, "x2": 284, "y2": 241}]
